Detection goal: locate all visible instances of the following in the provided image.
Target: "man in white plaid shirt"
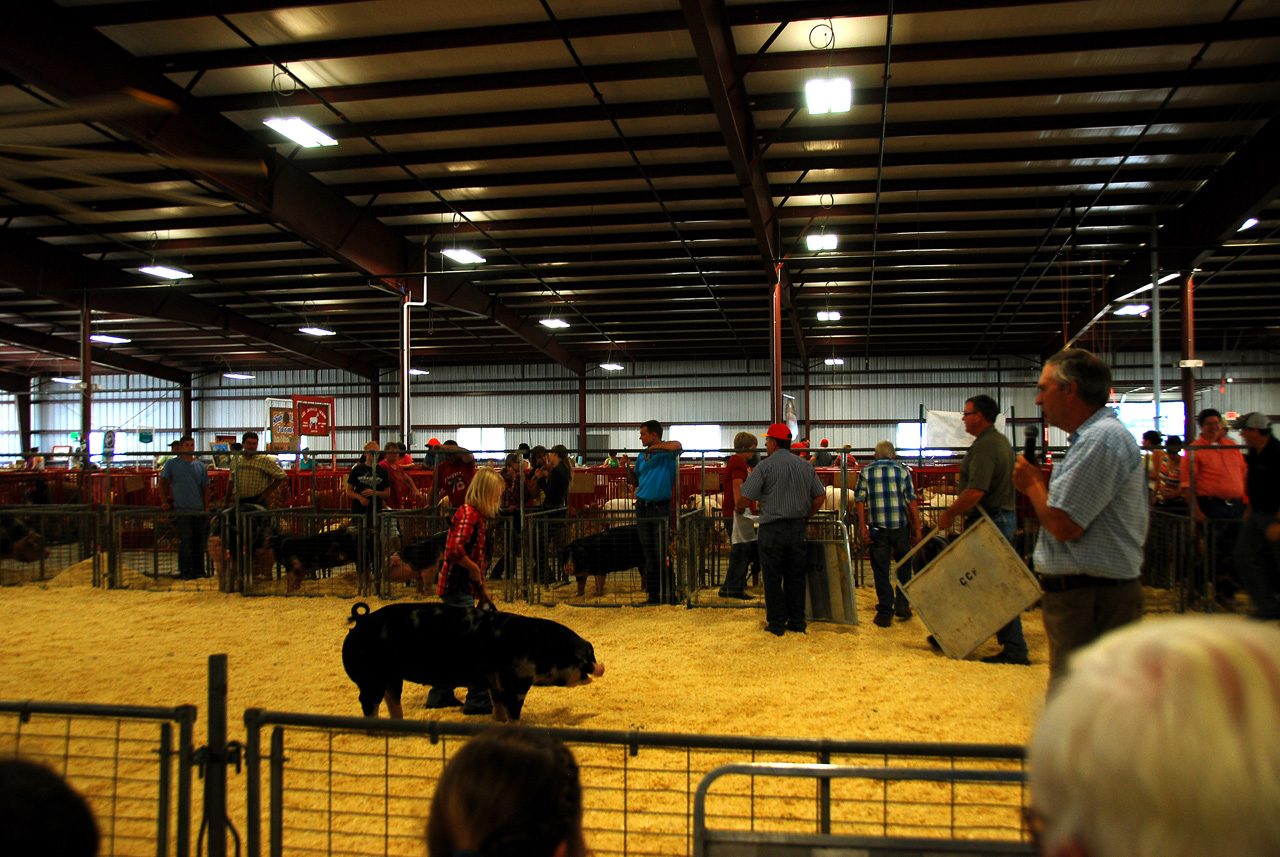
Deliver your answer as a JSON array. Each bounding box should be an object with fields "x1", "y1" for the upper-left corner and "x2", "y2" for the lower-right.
[{"x1": 856, "y1": 441, "x2": 922, "y2": 627}]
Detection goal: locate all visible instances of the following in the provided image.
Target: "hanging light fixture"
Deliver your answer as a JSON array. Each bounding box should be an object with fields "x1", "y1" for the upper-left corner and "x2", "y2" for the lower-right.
[
  {"x1": 223, "y1": 372, "x2": 254, "y2": 380},
  {"x1": 1113, "y1": 304, "x2": 1149, "y2": 317},
  {"x1": 824, "y1": 357, "x2": 845, "y2": 366},
  {"x1": 804, "y1": 19, "x2": 851, "y2": 115},
  {"x1": 263, "y1": 117, "x2": 338, "y2": 148},
  {"x1": 299, "y1": 326, "x2": 335, "y2": 336},
  {"x1": 540, "y1": 318, "x2": 569, "y2": 329},
  {"x1": 441, "y1": 248, "x2": 485, "y2": 264},
  {"x1": 139, "y1": 264, "x2": 192, "y2": 280},
  {"x1": 89, "y1": 333, "x2": 130, "y2": 344}
]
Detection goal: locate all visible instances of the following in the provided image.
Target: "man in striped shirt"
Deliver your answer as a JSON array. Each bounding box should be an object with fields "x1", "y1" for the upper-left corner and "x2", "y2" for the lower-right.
[{"x1": 855, "y1": 441, "x2": 922, "y2": 627}]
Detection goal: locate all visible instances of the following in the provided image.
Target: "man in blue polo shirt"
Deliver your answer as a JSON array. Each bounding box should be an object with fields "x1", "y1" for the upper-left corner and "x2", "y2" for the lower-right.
[
  {"x1": 738, "y1": 423, "x2": 827, "y2": 636},
  {"x1": 159, "y1": 435, "x2": 211, "y2": 580},
  {"x1": 1014, "y1": 348, "x2": 1147, "y2": 685},
  {"x1": 626, "y1": 420, "x2": 682, "y2": 604}
]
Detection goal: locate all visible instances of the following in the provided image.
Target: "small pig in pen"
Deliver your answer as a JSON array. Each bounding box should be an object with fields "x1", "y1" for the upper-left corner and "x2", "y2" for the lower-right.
[
  {"x1": 559, "y1": 524, "x2": 646, "y2": 596},
  {"x1": 385, "y1": 530, "x2": 449, "y2": 593},
  {"x1": 342, "y1": 601, "x2": 604, "y2": 721},
  {"x1": 207, "y1": 504, "x2": 275, "y2": 591}
]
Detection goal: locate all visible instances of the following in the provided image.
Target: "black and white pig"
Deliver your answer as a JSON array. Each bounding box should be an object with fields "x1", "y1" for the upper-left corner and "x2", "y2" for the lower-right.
[
  {"x1": 386, "y1": 530, "x2": 449, "y2": 593},
  {"x1": 342, "y1": 601, "x2": 604, "y2": 722},
  {"x1": 559, "y1": 524, "x2": 644, "y2": 596},
  {"x1": 273, "y1": 527, "x2": 363, "y2": 591}
]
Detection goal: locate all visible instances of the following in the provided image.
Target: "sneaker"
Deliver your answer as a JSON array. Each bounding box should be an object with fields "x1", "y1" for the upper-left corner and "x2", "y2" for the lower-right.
[
  {"x1": 981, "y1": 651, "x2": 1031, "y2": 666},
  {"x1": 765, "y1": 624, "x2": 786, "y2": 637},
  {"x1": 925, "y1": 635, "x2": 942, "y2": 651},
  {"x1": 873, "y1": 613, "x2": 893, "y2": 628}
]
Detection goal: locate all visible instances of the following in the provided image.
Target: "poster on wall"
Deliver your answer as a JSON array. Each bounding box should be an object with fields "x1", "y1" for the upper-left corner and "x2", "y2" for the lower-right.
[
  {"x1": 296, "y1": 401, "x2": 332, "y2": 436},
  {"x1": 268, "y1": 405, "x2": 299, "y2": 452}
]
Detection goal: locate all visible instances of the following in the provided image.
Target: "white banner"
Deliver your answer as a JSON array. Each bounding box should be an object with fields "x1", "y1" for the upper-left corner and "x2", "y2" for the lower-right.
[{"x1": 925, "y1": 409, "x2": 1007, "y2": 450}]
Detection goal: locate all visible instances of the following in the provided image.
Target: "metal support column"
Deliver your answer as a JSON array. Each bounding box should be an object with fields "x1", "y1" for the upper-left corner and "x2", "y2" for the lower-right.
[
  {"x1": 770, "y1": 278, "x2": 783, "y2": 423},
  {"x1": 79, "y1": 299, "x2": 92, "y2": 468},
  {"x1": 1180, "y1": 272, "x2": 1196, "y2": 442},
  {"x1": 1150, "y1": 216, "x2": 1162, "y2": 431}
]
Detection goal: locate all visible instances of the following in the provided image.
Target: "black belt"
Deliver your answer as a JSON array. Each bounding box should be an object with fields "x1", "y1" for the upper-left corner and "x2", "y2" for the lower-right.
[
  {"x1": 636, "y1": 499, "x2": 669, "y2": 508},
  {"x1": 1038, "y1": 574, "x2": 1135, "y2": 592}
]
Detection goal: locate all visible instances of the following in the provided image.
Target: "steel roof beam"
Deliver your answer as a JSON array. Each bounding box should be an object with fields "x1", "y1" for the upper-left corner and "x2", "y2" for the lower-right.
[
  {"x1": 0, "y1": 318, "x2": 191, "y2": 385},
  {"x1": 0, "y1": 228, "x2": 379, "y2": 379},
  {"x1": 0, "y1": 0, "x2": 584, "y2": 375}
]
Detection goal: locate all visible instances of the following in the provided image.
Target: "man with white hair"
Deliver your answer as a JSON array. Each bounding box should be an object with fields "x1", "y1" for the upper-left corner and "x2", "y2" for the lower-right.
[{"x1": 1026, "y1": 616, "x2": 1280, "y2": 857}]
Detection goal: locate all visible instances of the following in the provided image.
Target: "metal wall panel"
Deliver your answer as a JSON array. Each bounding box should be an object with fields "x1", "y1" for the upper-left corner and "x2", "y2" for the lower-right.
[{"x1": 5, "y1": 352, "x2": 1278, "y2": 465}]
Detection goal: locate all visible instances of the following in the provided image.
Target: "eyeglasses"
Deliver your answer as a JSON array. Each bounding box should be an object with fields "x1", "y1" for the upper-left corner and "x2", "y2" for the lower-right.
[{"x1": 961, "y1": 410, "x2": 977, "y2": 417}]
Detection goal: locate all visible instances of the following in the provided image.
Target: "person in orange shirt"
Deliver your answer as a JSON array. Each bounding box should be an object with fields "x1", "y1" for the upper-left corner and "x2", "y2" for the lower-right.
[{"x1": 1180, "y1": 408, "x2": 1247, "y2": 608}]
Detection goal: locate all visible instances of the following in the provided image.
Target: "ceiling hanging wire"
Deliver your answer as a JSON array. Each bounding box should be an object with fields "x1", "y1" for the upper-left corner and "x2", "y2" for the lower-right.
[
  {"x1": 863, "y1": 3, "x2": 895, "y2": 364},
  {"x1": 971, "y1": 0, "x2": 1247, "y2": 359},
  {"x1": 537, "y1": 0, "x2": 750, "y2": 362},
  {"x1": 210, "y1": 11, "x2": 629, "y2": 362}
]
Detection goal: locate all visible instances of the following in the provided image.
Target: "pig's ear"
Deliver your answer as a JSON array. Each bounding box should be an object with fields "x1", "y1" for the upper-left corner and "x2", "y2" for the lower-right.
[{"x1": 551, "y1": 841, "x2": 569, "y2": 857}]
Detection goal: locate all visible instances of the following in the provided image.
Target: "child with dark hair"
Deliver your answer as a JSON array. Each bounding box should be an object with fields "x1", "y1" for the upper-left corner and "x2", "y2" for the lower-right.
[
  {"x1": 425, "y1": 729, "x2": 588, "y2": 857},
  {"x1": 0, "y1": 758, "x2": 100, "y2": 856}
]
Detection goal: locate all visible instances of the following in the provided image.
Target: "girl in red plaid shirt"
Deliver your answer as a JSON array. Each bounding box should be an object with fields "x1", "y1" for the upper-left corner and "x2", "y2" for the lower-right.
[{"x1": 425, "y1": 468, "x2": 505, "y2": 715}]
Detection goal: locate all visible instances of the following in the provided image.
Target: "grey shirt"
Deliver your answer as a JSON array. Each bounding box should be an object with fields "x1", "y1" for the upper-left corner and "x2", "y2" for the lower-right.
[
  {"x1": 958, "y1": 425, "x2": 1016, "y2": 516},
  {"x1": 739, "y1": 449, "x2": 826, "y2": 524}
]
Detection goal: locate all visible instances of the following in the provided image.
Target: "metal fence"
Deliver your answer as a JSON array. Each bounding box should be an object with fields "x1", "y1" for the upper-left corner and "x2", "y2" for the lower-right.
[
  {"x1": 0, "y1": 700, "x2": 197, "y2": 857},
  {"x1": 241, "y1": 712, "x2": 1030, "y2": 857},
  {"x1": 0, "y1": 504, "x2": 102, "y2": 586}
]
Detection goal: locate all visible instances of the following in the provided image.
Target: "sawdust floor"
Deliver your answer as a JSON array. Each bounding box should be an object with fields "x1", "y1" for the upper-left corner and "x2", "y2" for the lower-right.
[{"x1": 2, "y1": 582, "x2": 1049, "y2": 743}]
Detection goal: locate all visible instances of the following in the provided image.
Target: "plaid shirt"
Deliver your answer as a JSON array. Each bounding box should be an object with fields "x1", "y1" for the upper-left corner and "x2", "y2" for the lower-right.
[
  {"x1": 854, "y1": 458, "x2": 916, "y2": 529},
  {"x1": 235, "y1": 454, "x2": 285, "y2": 501},
  {"x1": 438, "y1": 503, "x2": 487, "y2": 599}
]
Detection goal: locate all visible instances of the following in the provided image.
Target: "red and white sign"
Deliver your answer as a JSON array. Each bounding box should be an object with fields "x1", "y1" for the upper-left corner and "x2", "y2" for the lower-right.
[{"x1": 297, "y1": 402, "x2": 332, "y2": 436}]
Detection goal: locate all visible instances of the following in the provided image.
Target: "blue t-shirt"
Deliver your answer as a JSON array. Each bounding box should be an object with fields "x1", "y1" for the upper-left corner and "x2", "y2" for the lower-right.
[
  {"x1": 160, "y1": 456, "x2": 210, "y2": 511},
  {"x1": 635, "y1": 447, "x2": 678, "y2": 502}
]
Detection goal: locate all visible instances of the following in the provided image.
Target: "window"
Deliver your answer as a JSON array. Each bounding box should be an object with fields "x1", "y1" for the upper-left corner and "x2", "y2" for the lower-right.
[
  {"x1": 1112, "y1": 401, "x2": 1185, "y2": 444},
  {"x1": 895, "y1": 422, "x2": 954, "y2": 458},
  {"x1": 668, "y1": 424, "x2": 722, "y2": 459},
  {"x1": 456, "y1": 427, "x2": 506, "y2": 460}
]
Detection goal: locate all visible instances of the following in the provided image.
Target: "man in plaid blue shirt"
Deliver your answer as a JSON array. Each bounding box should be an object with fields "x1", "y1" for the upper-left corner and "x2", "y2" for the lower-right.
[{"x1": 856, "y1": 441, "x2": 922, "y2": 627}]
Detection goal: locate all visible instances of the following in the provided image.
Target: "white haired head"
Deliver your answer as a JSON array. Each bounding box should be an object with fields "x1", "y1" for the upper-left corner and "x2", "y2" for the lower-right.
[{"x1": 1028, "y1": 616, "x2": 1280, "y2": 857}]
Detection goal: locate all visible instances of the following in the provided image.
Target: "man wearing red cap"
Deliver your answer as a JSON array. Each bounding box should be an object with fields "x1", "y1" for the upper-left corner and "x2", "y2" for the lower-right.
[
  {"x1": 812, "y1": 438, "x2": 835, "y2": 467},
  {"x1": 737, "y1": 423, "x2": 827, "y2": 635}
]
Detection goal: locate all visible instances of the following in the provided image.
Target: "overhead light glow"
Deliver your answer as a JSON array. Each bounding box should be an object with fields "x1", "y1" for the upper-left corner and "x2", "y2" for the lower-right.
[
  {"x1": 600, "y1": 362, "x2": 624, "y2": 371},
  {"x1": 816, "y1": 310, "x2": 841, "y2": 321},
  {"x1": 441, "y1": 248, "x2": 486, "y2": 264},
  {"x1": 139, "y1": 264, "x2": 193, "y2": 280},
  {"x1": 1113, "y1": 304, "x2": 1150, "y2": 316},
  {"x1": 824, "y1": 357, "x2": 845, "y2": 366},
  {"x1": 1238, "y1": 217, "x2": 1259, "y2": 232},
  {"x1": 805, "y1": 78, "x2": 852, "y2": 114},
  {"x1": 223, "y1": 372, "x2": 254, "y2": 380},
  {"x1": 263, "y1": 117, "x2": 338, "y2": 148},
  {"x1": 540, "y1": 318, "x2": 570, "y2": 329},
  {"x1": 89, "y1": 334, "x2": 130, "y2": 344},
  {"x1": 408, "y1": 368, "x2": 430, "y2": 376},
  {"x1": 1157, "y1": 273, "x2": 1180, "y2": 284},
  {"x1": 299, "y1": 326, "x2": 335, "y2": 336},
  {"x1": 53, "y1": 377, "x2": 80, "y2": 384},
  {"x1": 806, "y1": 233, "x2": 839, "y2": 252}
]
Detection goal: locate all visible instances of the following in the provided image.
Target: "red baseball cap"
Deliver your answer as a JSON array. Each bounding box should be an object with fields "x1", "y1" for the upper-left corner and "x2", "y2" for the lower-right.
[
  {"x1": 765, "y1": 423, "x2": 791, "y2": 441},
  {"x1": 427, "y1": 438, "x2": 441, "y2": 446}
]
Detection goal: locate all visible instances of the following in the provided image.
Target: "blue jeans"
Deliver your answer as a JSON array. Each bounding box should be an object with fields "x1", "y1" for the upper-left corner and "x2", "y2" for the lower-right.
[
  {"x1": 869, "y1": 525, "x2": 911, "y2": 616},
  {"x1": 758, "y1": 518, "x2": 809, "y2": 632},
  {"x1": 1235, "y1": 511, "x2": 1280, "y2": 620},
  {"x1": 636, "y1": 499, "x2": 672, "y2": 600},
  {"x1": 987, "y1": 509, "x2": 1028, "y2": 658},
  {"x1": 425, "y1": 591, "x2": 492, "y2": 711}
]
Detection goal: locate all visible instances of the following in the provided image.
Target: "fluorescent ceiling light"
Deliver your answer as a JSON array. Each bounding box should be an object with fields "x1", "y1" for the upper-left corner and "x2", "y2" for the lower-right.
[
  {"x1": 89, "y1": 334, "x2": 130, "y2": 344},
  {"x1": 299, "y1": 326, "x2": 335, "y2": 336},
  {"x1": 441, "y1": 248, "x2": 485, "y2": 264},
  {"x1": 408, "y1": 368, "x2": 430, "y2": 376},
  {"x1": 540, "y1": 318, "x2": 570, "y2": 329},
  {"x1": 139, "y1": 264, "x2": 193, "y2": 279},
  {"x1": 53, "y1": 377, "x2": 80, "y2": 384},
  {"x1": 223, "y1": 372, "x2": 254, "y2": 380},
  {"x1": 1113, "y1": 304, "x2": 1149, "y2": 316},
  {"x1": 806, "y1": 233, "x2": 839, "y2": 252},
  {"x1": 805, "y1": 78, "x2": 852, "y2": 114},
  {"x1": 600, "y1": 362, "x2": 624, "y2": 371},
  {"x1": 816, "y1": 310, "x2": 841, "y2": 321},
  {"x1": 824, "y1": 357, "x2": 845, "y2": 366},
  {"x1": 1157, "y1": 273, "x2": 1180, "y2": 284},
  {"x1": 263, "y1": 117, "x2": 338, "y2": 148},
  {"x1": 1238, "y1": 217, "x2": 1259, "y2": 232}
]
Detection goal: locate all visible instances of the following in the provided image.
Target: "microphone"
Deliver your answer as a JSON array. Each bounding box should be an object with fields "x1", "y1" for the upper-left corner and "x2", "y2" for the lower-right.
[{"x1": 1023, "y1": 425, "x2": 1039, "y2": 466}]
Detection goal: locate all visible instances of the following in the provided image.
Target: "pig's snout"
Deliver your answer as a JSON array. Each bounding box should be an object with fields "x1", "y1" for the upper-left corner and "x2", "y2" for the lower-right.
[{"x1": 592, "y1": 662, "x2": 604, "y2": 678}]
